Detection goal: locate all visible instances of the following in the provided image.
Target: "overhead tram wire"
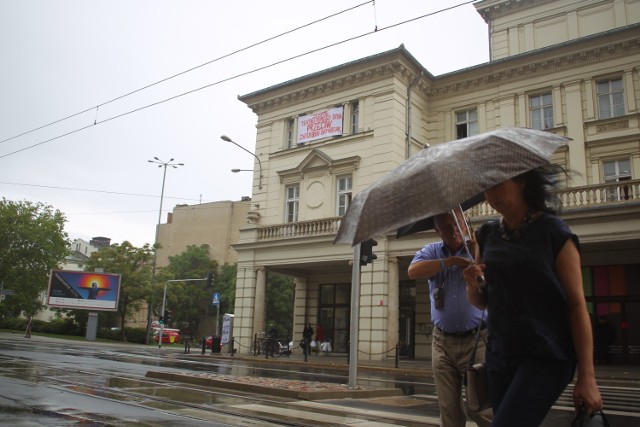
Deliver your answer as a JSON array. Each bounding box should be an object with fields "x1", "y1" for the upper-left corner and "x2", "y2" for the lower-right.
[
  {"x1": 0, "y1": 181, "x2": 202, "y2": 202},
  {"x1": 0, "y1": 1, "x2": 373, "y2": 147},
  {"x1": 0, "y1": 0, "x2": 476, "y2": 161}
]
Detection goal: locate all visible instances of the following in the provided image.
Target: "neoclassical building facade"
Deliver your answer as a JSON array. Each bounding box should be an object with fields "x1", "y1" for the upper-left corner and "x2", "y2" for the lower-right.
[{"x1": 229, "y1": 0, "x2": 640, "y2": 363}]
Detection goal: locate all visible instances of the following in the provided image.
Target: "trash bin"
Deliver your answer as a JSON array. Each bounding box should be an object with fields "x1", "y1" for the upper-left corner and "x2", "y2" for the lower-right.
[{"x1": 211, "y1": 336, "x2": 222, "y2": 353}]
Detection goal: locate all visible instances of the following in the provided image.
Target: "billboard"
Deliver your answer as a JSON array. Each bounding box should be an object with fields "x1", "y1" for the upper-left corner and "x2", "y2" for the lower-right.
[
  {"x1": 47, "y1": 270, "x2": 121, "y2": 311},
  {"x1": 297, "y1": 106, "x2": 344, "y2": 144}
]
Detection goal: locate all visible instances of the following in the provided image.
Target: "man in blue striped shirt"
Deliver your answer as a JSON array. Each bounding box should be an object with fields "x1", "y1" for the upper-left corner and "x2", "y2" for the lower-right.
[{"x1": 409, "y1": 208, "x2": 491, "y2": 427}]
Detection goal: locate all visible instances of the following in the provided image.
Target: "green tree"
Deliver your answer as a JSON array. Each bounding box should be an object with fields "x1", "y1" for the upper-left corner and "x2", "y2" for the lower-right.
[
  {"x1": 84, "y1": 241, "x2": 153, "y2": 341},
  {"x1": 265, "y1": 273, "x2": 295, "y2": 339},
  {"x1": 157, "y1": 244, "x2": 219, "y2": 337},
  {"x1": 0, "y1": 198, "x2": 69, "y2": 319}
]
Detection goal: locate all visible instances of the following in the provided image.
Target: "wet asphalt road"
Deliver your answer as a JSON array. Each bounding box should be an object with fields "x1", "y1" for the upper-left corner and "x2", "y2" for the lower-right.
[{"x1": 1, "y1": 332, "x2": 639, "y2": 426}]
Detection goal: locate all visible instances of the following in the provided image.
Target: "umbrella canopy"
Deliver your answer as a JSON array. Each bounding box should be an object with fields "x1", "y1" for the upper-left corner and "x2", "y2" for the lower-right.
[
  {"x1": 395, "y1": 193, "x2": 486, "y2": 238},
  {"x1": 334, "y1": 127, "x2": 570, "y2": 246}
]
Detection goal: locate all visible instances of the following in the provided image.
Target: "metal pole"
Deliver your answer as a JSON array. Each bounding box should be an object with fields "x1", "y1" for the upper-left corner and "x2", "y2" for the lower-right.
[
  {"x1": 158, "y1": 282, "x2": 167, "y2": 349},
  {"x1": 146, "y1": 157, "x2": 183, "y2": 345},
  {"x1": 348, "y1": 244, "x2": 361, "y2": 389}
]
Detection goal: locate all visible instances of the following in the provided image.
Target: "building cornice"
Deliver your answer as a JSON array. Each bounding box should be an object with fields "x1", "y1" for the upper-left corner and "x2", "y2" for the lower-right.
[
  {"x1": 245, "y1": 62, "x2": 429, "y2": 115},
  {"x1": 474, "y1": 0, "x2": 557, "y2": 23},
  {"x1": 429, "y1": 29, "x2": 640, "y2": 98}
]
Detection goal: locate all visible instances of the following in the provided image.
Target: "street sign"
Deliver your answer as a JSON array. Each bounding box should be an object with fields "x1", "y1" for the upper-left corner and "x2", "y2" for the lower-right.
[
  {"x1": 212, "y1": 292, "x2": 220, "y2": 305},
  {"x1": 1, "y1": 289, "x2": 14, "y2": 295}
]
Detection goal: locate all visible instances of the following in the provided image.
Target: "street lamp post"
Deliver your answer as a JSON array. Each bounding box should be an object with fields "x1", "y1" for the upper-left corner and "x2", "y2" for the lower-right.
[
  {"x1": 146, "y1": 157, "x2": 183, "y2": 344},
  {"x1": 220, "y1": 135, "x2": 263, "y2": 189}
]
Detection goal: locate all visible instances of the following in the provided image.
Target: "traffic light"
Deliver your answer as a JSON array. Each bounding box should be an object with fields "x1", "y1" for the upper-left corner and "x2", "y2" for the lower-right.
[
  {"x1": 360, "y1": 239, "x2": 378, "y2": 266},
  {"x1": 164, "y1": 310, "x2": 172, "y2": 323},
  {"x1": 158, "y1": 316, "x2": 164, "y2": 324},
  {"x1": 206, "y1": 272, "x2": 214, "y2": 287}
]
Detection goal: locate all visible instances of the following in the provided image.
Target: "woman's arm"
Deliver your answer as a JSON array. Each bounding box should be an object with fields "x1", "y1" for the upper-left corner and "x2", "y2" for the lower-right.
[
  {"x1": 463, "y1": 241, "x2": 487, "y2": 309},
  {"x1": 556, "y1": 239, "x2": 603, "y2": 415}
]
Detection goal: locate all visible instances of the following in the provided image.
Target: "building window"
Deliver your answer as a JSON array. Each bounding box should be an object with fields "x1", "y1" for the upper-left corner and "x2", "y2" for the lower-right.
[
  {"x1": 350, "y1": 101, "x2": 359, "y2": 134},
  {"x1": 455, "y1": 109, "x2": 478, "y2": 139},
  {"x1": 285, "y1": 184, "x2": 299, "y2": 222},
  {"x1": 597, "y1": 78, "x2": 624, "y2": 119},
  {"x1": 319, "y1": 283, "x2": 350, "y2": 353},
  {"x1": 603, "y1": 159, "x2": 632, "y2": 201},
  {"x1": 287, "y1": 118, "x2": 296, "y2": 148},
  {"x1": 530, "y1": 93, "x2": 553, "y2": 130},
  {"x1": 336, "y1": 175, "x2": 352, "y2": 216}
]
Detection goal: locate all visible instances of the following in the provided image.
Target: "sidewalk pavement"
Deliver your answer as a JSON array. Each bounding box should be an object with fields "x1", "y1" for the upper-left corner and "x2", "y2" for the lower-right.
[{"x1": 183, "y1": 347, "x2": 640, "y2": 387}]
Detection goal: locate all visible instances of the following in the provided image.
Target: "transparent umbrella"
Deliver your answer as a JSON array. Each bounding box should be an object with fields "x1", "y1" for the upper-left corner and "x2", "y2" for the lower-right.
[{"x1": 334, "y1": 127, "x2": 570, "y2": 246}]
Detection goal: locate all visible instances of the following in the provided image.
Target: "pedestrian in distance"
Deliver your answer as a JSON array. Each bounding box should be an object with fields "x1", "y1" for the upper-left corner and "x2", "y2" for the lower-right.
[
  {"x1": 408, "y1": 207, "x2": 492, "y2": 427},
  {"x1": 24, "y1": 315, "x2": 33, "y2": 338},
  {"x1": 302, "y1": 322, "x2": 314, "y2": 358},
  {"x1": 463, "y1": 165, "x2": 603, "y2": 426}
]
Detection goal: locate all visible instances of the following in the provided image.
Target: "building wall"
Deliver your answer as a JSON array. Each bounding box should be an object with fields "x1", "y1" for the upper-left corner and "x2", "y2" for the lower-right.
[
  {"x1": 476, "y1": 0, "x2": 640, "y2": 60},
  {"x1": 155, "y1": 200, "x2": 250, "y2": 268},
  {"x1": 228, "y1": 1, "x2": 640, "y2": 362}
]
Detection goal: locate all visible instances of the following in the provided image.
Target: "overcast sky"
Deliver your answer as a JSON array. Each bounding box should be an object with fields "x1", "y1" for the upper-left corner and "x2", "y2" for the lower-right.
[{"x1": 0, "y1": 0, "x2": 489, "y2": 248}]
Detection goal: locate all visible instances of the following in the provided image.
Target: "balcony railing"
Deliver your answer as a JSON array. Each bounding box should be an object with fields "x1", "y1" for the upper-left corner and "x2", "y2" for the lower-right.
[
  {"x1": 256, "y1": 180, "x2": 639, "y2": 241},
  {"x1": 257, "y1": 217, "x2": 342, "y2": 241}
]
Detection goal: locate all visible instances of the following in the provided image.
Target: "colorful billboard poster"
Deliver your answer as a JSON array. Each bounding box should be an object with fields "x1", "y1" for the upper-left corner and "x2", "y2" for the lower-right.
[
  {"x1": 47, "y1": 270, "x2": 121, "y2": 311},
  {"x1": 297, "y1": 106, "x2": 344, "y2": 144}
]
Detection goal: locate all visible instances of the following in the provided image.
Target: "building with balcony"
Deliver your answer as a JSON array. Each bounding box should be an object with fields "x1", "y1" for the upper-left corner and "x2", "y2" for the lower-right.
[{"x1": 230, "y1": 0, "x2": 640, "y2": 364}]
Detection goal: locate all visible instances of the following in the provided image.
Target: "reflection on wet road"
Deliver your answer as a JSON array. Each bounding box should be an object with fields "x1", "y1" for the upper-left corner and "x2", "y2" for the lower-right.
[{"x1": 1, "y1": 333, "x2": 639, "y2": 426}]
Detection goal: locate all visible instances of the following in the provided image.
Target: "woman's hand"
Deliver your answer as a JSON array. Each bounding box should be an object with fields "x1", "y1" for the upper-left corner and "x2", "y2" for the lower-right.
[
  {"x1": 463, "y1": 263, "x2": 487, "y2": 309},
  {"x1": 573, "y1": 375, "x2": 603, "y2": 416}
]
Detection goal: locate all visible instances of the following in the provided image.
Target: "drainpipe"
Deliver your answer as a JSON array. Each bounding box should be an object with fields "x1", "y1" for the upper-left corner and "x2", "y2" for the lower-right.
[{"x1": 406, "y1": 71, "x2": 424, "y2": 159}]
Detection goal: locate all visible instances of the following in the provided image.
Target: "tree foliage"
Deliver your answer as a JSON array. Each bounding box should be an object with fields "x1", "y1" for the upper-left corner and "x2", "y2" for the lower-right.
[
  {"x1": 84, "y1": 241, "x2": 153, "y2": 341},
  {"x1": 0, "y1": 198, "x2": 69, "y2": 318},
  {"x1": 156, "y1": 244, "x2": 220, "y2": 337},
  {"x1": 265, "y1": 273, "x2": 295, "y2": 339}
]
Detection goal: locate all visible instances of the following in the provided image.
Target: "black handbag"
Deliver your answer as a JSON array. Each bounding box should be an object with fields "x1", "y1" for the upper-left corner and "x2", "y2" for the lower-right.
[
  {"x1": 464, "y1": 310, "x2": 490, "y2": 412},
  {"x1": 571, "y1": 410, "x2": 611, "y2": 427}
]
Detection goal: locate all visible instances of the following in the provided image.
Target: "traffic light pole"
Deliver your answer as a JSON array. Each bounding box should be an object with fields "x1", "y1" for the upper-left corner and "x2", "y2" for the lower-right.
[{"x1": 348, "y1": 244, "x2": 361, "y2": 390}]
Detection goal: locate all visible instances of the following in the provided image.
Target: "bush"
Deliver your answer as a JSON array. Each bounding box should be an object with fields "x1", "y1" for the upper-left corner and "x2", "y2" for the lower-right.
[
  {"x1": 40, "y1": 318, "x2": 82, "y2": 336},
  {"x1": 0, "y1": 317, "x2": 26, "y2": 331},
  {"x1": 97, "y1": 326, "x2": 147, "y2": 344}
]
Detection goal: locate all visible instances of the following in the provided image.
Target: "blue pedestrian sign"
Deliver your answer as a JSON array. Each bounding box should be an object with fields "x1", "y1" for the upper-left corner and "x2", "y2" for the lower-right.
[{"x1": 212, "y1": 292, "x2": 220, "y2": 305}]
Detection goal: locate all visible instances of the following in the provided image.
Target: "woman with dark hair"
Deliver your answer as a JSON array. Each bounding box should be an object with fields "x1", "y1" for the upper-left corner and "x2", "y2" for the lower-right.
[{"x1": 463, "y1": 165, "x2": 602, "y2": 426}]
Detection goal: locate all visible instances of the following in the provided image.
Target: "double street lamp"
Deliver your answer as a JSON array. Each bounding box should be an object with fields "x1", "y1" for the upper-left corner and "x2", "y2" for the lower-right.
[
  {"x1": 148, "y1": 157, "x2": 185, "y2": 229},
  {"x1": 220, "y1": 135, "x2": 263, "y2": 189},
  {"x1": 146, "y1": 157, "x2": 183, "y2": 344}
]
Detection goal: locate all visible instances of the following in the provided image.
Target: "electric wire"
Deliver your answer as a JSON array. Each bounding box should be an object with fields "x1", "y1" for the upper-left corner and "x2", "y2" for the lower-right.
[
  {"x1": 0, "y1": 0, "x2": 476, "y2": 161},
  {"x1": 0, "y1": 1, "x2": 373, "y2": 147},
  {"x1": 0, "y1": 181, "x2": 202, "y2": 202}
]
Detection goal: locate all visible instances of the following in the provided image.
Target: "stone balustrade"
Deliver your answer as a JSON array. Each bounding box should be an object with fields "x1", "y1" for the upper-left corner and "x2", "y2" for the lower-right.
[{"x1": 256, "y1": 180, "x2": 639, "y2": 241}]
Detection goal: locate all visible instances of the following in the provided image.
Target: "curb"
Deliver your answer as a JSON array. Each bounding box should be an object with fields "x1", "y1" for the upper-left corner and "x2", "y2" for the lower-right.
[{"x1": 145, "y1": 370, "x2": 403, "y2": 401}]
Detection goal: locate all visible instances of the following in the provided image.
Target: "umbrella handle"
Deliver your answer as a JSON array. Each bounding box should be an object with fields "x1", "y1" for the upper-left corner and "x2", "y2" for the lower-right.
[
  {"x1": 476, "y1": 275, "x2": 486, "y2": 291},
  {"x1": 451, "y1": 207, "x2": 487, "y2": 292}
]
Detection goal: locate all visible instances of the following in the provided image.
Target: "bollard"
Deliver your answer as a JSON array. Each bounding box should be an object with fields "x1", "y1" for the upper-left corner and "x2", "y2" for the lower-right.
[
  {"x1": 201, "y1": 336, "x2": 206, "y2": 355},
  {"x1": 303, "y1": 339, "x2": 308, "y2": 362},
  {"x1": 395, "y1": 343, "x2": 399, "y2": 368},
  {"x1": 184, "y1": 337, "x2": 191, "y2": 354},
  {"x1": 230, "y1": 338, "x2": 235, "y2": 357}
]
